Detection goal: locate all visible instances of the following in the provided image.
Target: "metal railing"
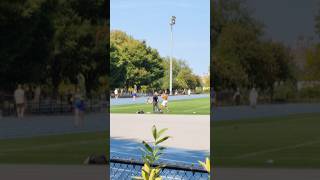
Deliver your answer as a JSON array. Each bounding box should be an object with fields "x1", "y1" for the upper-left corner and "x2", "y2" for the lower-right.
[
  {"x1": 0, "y1": 99, "x2": 109, "y2": 116},
  {"x1": 110, "y1": 157, "x2": 209, "y2": 180}
]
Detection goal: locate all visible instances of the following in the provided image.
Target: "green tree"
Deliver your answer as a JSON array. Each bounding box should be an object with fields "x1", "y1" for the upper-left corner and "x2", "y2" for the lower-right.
[
  {"x1": 161, "y1": 58, "x2": 201, "y2": 90},
  {"x1": 110, "y1": 30, "x2": 164, "y2": 90},
  {"x1": 0, "y1": 0, "x2": 54, "y2": 91},
  {"x1": 305, "y1": 46, "x2": 320, "y2": 80}
]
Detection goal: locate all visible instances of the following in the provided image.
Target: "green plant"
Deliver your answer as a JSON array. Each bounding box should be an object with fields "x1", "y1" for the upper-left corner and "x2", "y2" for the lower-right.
[
  {"x1": 199, "y1": 157, "x2": 210, "y2": 179},
  {"x1": 132, "y1": 162, "x2": 162, "y2": 180},
  {"x1": 141, "y1": 125, "x2": 170, "y2": 164},
  {"x1": 132, "y1": 125, "x2": 170, "y2": 180}
]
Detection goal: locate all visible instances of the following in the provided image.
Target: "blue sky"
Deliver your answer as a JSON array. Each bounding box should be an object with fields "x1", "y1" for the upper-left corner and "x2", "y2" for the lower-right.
[
  {"x1": 248, "y1": 0, "x2": 319, "y2": 46},
  {"x1": 110, "y1": 0, "x2": 210, "y2": 76}
]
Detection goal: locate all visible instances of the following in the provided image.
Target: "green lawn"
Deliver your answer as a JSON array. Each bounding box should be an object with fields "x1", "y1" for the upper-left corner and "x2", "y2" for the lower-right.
[
  {"x1": 111, "y1": 98, "x2": 210, "y2": 115},
  {"x1": 0, "y1": 131, "x2": 107, "y2": 164},
  {"x1": 213, "y1": 113, "x2": 320, "y2": 168}
]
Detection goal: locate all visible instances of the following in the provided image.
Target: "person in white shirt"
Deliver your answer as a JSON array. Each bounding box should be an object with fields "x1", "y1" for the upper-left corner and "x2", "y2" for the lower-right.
[
  {"x1": 114, "y1": 89, "x2": 119, "y2": 99},
  {"x1": 188, "y1": 89, "x2": 191, "y2": 96},
  {"x1": 249, "y1": 87, "x2": 258, "y2": 109},
  {"x1": 14, "y1": 84, "x2": 25, "y2": 119}
]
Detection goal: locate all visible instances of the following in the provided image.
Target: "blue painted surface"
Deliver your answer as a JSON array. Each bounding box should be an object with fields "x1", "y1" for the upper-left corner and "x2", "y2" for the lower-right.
[
  {"x1": 111, "y1": 94, "x2": 209, "y2": 106},
  {"x1": 110, "y1": 138, "x2": 209, "y2": 165}
]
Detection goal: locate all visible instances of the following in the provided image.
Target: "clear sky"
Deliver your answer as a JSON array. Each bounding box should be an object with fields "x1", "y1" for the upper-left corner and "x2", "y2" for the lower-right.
[
  {"x1": 110, "y1": 0, "x2": 210, "y2": 76},
  {"x1": 247, "y1": 0, "x2": 319, "y2": 46}
]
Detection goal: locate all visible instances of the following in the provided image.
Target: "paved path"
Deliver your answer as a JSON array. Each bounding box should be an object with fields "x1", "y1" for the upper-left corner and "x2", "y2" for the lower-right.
[
  {"x1": 111, "y1": 94, "x2": 209, "y2": 106},
  {"x1": 0, "y1": 113, "x2": 107, "y2": 139},
  {"x1": 214, "y1": 168, "x2": 320, "y2": 180},
  {"x1": 0, "y1": 164, "x2": 107, "y2": 180},
  {"x1": 214, "y1": 103, "x2": 320, "y2": 120},
  {"x1": 110, "y1": 114, "x2": 210, "y2": 164}
]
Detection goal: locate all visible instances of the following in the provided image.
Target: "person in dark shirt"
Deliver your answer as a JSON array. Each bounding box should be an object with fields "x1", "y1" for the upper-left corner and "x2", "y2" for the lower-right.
[{"x1": 152, "y1": 92, "x2": 159, "y2": 112}]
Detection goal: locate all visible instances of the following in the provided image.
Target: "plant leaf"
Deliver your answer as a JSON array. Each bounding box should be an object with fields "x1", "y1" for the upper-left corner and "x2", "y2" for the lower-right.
[
  {"x1": 155, "y1": 136, "x2": 170, "y2": 145},
  {"x1": 152, "y1": 125, "x2": 157, "y2": 141},
  {"x1": 157, "y1": 128, "x2": 168, "y2": 139},
  {"x1": 142, "y1": 141, "x2": 153, "y2": 153}
]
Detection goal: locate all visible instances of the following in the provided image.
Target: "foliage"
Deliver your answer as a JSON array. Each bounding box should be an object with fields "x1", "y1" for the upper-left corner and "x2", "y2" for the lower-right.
[
  {"x1": 305, "y1": 46, "x2": 320, "y2": 81},
  {"x1": 132, "y1": 163, "x2": 162, "y2": 180},
  {"x1": 212, "y1": 0, "x2": 294, "y2": 99},
  {"x1": 0, "y1": 0, "x2": 107, "y2": 96},
  {"x1": 110, "y1": 30, "x2": 164, "y2": 90},
  {"x1": 273, "y1": 81, "x2": 297, "y2": 102},
  {"x1": 133, "y1": 125, "x2": 171, "y2": 180},
  {"x1": 161, "y1": 58, "x2": 201, "y2": 90},
  {"x1": 198, "y1": 157, "x2": 210, "y2": 179},
  {"x1": 0, "y1": 0, "x2": 53, "y2": 90},
  {"x1": 299, "y1": 85, "x2": 320, "y2": 99},
  {"x1": 141, "y1": 125, "x2": 170, "y2": 164}
]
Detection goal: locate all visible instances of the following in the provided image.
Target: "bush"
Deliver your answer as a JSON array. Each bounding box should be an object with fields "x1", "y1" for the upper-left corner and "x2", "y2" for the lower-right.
[
  {"x1": 273, "y1": 82, "x2": 297, "y2": 102},
  {"x1": 299, "y1": 85, "x2": 320, "y2": 99}
]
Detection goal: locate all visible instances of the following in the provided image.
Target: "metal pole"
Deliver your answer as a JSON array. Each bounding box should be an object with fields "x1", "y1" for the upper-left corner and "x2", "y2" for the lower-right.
[{"x1": 169, "y1": 24, "x2": 173, "y2": 95}]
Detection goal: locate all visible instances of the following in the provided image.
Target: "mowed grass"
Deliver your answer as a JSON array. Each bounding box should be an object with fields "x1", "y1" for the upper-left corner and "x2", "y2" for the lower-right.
[
  {"x1": 213, "y1": 113, "x2": 320, "y2": 168},
  {"x1": 111, "y1": 98, "x2": 210, "y2": 115},
  {"x1": 0, "y1": 131, "x2": 108, "y2": 164}
]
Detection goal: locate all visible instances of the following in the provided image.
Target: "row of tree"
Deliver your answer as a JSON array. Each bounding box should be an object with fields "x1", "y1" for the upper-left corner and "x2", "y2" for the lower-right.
[
  {"x1": 110, "y1": 30, "x2": 203, "y2": 91},
  {"x1": 212, "y1": 0, "x2": 295, "y2": 99},
  {"x1": 0, "y1": 0, "x2": 108, "y2": 97}
]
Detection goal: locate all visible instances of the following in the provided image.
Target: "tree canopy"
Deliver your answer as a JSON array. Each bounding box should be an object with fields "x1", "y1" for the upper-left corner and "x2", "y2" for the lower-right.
[
  {"x1": 110, "y1": 30, "x2": 164, "y2": 90},
  {"x1": 212, "y1": 0, "x2": 294, "y2": 96},
  {"x1": 0, "y1": 0, "x2": 107, "y2": 97}
]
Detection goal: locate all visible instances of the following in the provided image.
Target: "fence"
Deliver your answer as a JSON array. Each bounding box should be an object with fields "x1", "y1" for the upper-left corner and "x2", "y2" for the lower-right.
[
  {"x1": 1, "y1": 99, "x2": 109, "y2": 116},
  {"x1": 110, "y1": 158, "x2": 209, "y2": 180}
]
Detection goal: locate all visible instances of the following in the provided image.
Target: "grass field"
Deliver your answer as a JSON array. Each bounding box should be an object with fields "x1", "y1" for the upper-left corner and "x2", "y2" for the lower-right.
[
  {"x1": 213, "y1": 113, "x2": 320, "y2": 168},
  {"x1": 2, "y1": 111, "x2": 320, "y2": 168},
  {"x1": 0, "y1": 131, "x2": 107, "y2": 164},
  {"x1": 110, "y1": 97, "x2": 210, "y2": 115}
]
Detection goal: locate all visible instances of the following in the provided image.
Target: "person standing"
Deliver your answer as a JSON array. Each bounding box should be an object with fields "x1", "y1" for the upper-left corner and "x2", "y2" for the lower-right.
[
  {"x1": 161, "y1": 91, "x2": 169, "y2": 112},
  {"x1": 74, "y1": 88, "x2": 85, "y2": 127},
  {"x1": 188, "y1": 89, "x2": 191, "y2": 96},
  {"x1": 132, "y1": 85, "x2": 137, "y2": 101},
  {"x1": 175, "y1": 89, "x2": 178, "y2": 95},
  {"x1": 233, "y1": 88, "x2": 241, "y2": 106},
  {"x1": 152, "y1": 92, "x2": 159, "y2": 113},
  {"x1": 14, "y1": 84, "x2": 25, "y2": 119},
  {"x1": 67, "y1": 90, "x2": 73, "y2": 112},
  {"x1": 249, "y1": 87, "x2": 258, "y2": 109},
  {"x1": 114, "y1": 88, "x2": 119, "y2": 99}
]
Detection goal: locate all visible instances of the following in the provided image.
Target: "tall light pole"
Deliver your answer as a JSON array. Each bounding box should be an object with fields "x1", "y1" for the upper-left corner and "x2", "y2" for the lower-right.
[{"x1": 169, "y1": 16, "x2": 176, "y2": 95}]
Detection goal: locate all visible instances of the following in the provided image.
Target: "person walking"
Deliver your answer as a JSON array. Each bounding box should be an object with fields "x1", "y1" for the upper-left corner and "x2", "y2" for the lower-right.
[
  {"x1": 74, "y1": 88, "x2": 85, "y2": 127},
  {"x1": 161, "y1": 90, "x2": 169, "y2": 112},
  {"x1": 114, "y1": 88, "x2": 119, "y2": 99},
  {"x1": 132, "y1": 86, "x2": 137, "y2": 101},
  {"x1": 152, "y1": 92, "x2": 159, "y2": 113},
  {"x1": 233, "y1": 87, "x2": 241, "y2": 106},
  {"x1": 249, "y1": 87, "x2": 258, "y2": 109},
  {"x1": 14, "y1": 84, "x2": 25, "y2": 119}
]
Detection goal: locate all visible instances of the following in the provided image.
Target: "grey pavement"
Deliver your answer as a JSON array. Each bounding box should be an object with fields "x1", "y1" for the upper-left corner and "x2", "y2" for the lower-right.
[
  {"x1": 0, "y1": 164, "x2": 107, "y2": 180},
  {"x1": 0, "y1": 113, "x2": 107, "y2": 139},
  {"x1": 213, "y1": 103, "x2": 320, "y2": 121},
  {"x1": 214, "y1": 168, "x2": 320, "y2": 180}
]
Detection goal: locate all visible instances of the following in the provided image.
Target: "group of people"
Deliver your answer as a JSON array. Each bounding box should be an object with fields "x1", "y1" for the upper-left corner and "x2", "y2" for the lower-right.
[
  {"x1": 113, "y1": 87, "x2": 138, "y2": 101},
  {"x1": 233, "y1": 87, "x2": 258, "y2": 108},
  {"x1": 13, "y1": 84, "x2": 85, "y2": 127},
  {"x1": 212, "y1": 87, "x2": 259, "y2": 109},
  {"x1": 147, "y1": 91, "x2": 169, "y2": 113}
]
